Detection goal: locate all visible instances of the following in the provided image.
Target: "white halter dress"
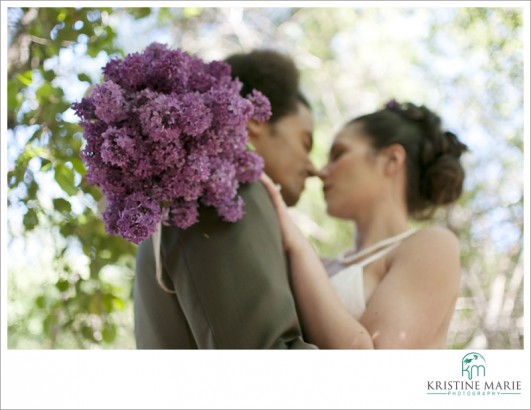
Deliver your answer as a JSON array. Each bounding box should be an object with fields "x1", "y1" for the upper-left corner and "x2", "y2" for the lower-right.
[{"x1": 329, "y1": 229, "x2": 416, "y2": 319}]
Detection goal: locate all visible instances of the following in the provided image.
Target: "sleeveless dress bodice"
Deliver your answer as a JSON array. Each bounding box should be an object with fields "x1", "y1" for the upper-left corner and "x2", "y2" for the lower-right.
[{"x1": 329, "y1": 230, "x2": 416, "y2": 319}]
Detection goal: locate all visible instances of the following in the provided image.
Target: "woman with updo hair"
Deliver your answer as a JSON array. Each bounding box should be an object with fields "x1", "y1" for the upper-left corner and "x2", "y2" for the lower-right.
[{"x1": 261, "y1": 100, "x2": 468, "y2": 349}]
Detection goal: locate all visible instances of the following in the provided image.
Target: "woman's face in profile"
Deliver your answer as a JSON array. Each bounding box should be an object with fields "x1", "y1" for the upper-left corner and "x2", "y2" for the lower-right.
[{"x1": 319, "y1": 122, "x2": 386, "y2": 220}]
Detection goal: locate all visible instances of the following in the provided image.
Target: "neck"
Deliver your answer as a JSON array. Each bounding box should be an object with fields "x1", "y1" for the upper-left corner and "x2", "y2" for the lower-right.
[{"x1": 353, "y1": 200, "x2": 409, "y2": 251}]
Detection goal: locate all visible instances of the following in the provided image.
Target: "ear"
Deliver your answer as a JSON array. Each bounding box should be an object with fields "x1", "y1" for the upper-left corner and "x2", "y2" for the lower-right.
[
  {"x1": 247, "y1": 120, "x2": 270, "y2": 144},
  {"x1": 381, "y1": 143, "x2": 406, "y2": 176}
]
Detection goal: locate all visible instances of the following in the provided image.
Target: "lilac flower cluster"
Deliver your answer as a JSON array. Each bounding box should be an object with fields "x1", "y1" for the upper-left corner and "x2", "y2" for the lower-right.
[{"x1": 73, "y1": 43, "x2": 271, "y2": 244}]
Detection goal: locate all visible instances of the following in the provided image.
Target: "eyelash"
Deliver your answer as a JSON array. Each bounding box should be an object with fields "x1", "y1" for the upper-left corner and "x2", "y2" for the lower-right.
[{"x1": 331, "y1": 151, "x2": 344, "y2": 161}]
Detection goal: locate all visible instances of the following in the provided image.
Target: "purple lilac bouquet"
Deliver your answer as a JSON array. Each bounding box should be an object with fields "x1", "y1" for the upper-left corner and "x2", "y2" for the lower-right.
[{"x1": 73, "y1": 43, "x2": 271, "y2": 244}]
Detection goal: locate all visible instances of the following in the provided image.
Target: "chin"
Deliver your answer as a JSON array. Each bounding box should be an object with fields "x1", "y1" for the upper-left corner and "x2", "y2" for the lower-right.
[
  {"x1": 325, "y1": 203, "x2": 347, "y2": 219},
  {"x1": 325, "y1": 203, "x2": 337, "y2": 217},
  {"x1": 284, "y1": 195, "x2": 299, "y2": 207},
  {"x1": 282, "y1": 190, "x2": 300, "y2": 207}
]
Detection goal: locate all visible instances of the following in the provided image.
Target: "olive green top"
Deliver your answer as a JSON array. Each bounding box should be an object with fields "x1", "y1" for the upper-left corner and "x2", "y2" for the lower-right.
[{"x1": 134, "y1": 181, "x2": 316, "y2": 349}]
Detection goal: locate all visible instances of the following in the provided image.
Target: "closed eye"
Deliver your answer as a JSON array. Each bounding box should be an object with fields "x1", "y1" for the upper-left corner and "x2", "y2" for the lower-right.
[
  {"x1": 303, "y1": 133, "x2": 313, "y2": 152},
  {"x1": 329, "y1": 141, "x2": 349, "y2": 162},
  {"x1": 330, "y1": 149, "x2": 345, "y2": 162}
]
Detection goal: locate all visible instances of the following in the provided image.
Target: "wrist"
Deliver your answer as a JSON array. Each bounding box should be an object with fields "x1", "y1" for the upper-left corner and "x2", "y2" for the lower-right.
[{"x1": 286, "y1": 236, "x2": 312, "y2": 255}]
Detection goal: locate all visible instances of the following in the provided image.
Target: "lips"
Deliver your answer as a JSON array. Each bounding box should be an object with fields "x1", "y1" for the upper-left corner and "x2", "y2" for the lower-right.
[{"x1": 323, "y1": 184, "x2": 331, "y2": 196}]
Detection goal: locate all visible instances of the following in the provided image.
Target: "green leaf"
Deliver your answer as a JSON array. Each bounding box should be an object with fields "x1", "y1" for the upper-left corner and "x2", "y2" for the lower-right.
[
  {"x1": 102, "y1": 323, "x2": 117, "y2": 343},
  {"x1": 27, "y1": 180, "x2": 38, "y2": 200},
  {"x1": 16, "y1": 71, "x2": 33, "y2": 86},
  {"x1": 158, "y1": 8, "x2": 173, "y2": 24},
  {"x1": 54, "y1": 163, "x2": 78, "y2": 196},
  {"x1": 87, "y1": 44, "x2": 100, "y2": 58},
  {"x1": 81, "y1": 325, "x2": 95, "y2": 341},
  {"x1": 36, "y1": 82, "x2": 55, "y2": 103},
  {"x1": 23, "y1": 208, "x2": 39, "y2": 231},
  {"x1": 43, "y1": 314, "x2": 58, "y2": 336},
  {"x1": 59, "y1": 222, "x2": 74, "y2": 237},
  {"x1": 69, "y1": 158, "x2": 86, "y2": 176},
  {"x1": 88, "y1": 293, "x2": 102, "y2": 314},
  {"x1": 8, "y1": 80, "x2": 21, "y2": 111},
  {"x1": 53, "y1": 198, "x2": 72, "y2": 214},
  {"x1": 102, "y1": 293, "x2": 114, "y2": 312},
  {"x1": 41, "y1": 158, "x2": 53, "y2": 172},
  {"x1": 77, "y1": 73, "x2": 92, "y2": 83},
  {"x1": 55, "y1": 279, "x2": 70, "y2": 292},
  {"x1": 42, "y1": 69, "x2": 55, "y2": 83},
  {"x1": 126, "y1": 8, "x2": 152, "y2": 19},
  {"x1": 184, "y1": 8, "x2": 202, "y2": 18},
  {"x1": 112, "y1": 297, "x2": 126, "y2": 311},
  {"x1": 25, "y1": 144, "x2": 48, "y2": 160},
  {"x1": 35, "y1": 295, "x2": 47, "y2": 309}
]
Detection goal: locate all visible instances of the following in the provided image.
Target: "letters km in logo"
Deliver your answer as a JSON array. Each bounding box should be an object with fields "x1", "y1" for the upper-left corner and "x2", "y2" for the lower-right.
[{"x1": 461, "y1": 352, "x2": 486, "y2": 380}]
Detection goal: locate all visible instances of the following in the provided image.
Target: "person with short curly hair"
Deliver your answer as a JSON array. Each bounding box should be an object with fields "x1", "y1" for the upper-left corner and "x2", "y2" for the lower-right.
[
  {"x1": 261, "y1": 100, "x2": 468, "y2": 349},
  {"x1": 134, "y1": 49, "x2": 317, "y2": 349},
  {"x1": 226, "y1": 50, "x2": 314, "y2": 206}
]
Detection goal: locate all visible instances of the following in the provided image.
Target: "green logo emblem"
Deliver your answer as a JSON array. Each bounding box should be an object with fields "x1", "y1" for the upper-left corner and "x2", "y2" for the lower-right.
[{"x1": 461, "y1": 352, "x2": 486, "y2": 380}]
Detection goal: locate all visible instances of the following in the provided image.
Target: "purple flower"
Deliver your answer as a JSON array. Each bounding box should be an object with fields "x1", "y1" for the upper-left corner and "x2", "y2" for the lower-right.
[
  {"x1": 100, "y1": 126, "x2": 136, "y2": 168},
  {"x1": 119, "y1": 53, "x2": 148, "y2": 91},
  {"x1": 102, "y1": 58, "x2": 122, "y2": 84},
  {"x1": 385, "y1": 99, "x2": 399, "y2": 110},
  {"x1": 247, "y1": 90, "x2": 272, "y2": 122},
  {"x1": 207, "y1": 60, "x2": 232, "y2": 83},
  {"x1": 142, "y1": 43, "x2": 195, "y2": 94},
  {"x1": 139, "y1": 94, "x2": 183, "y2": 142},
  {"x1": 174, "y1": 92, "x2": 213, "y2": 137},
  {"x1": 203, "y1": 88, "x2": 253, "y2": 128},
  {"x1": 169, "y1": 198, "x2": 199, "y2": 229},
  {"x1": 91, "y1": 81, "x2": 128, "y2": 123},
  {"x1": 117, "y1": 192, "x2": 161, "y2": 244},
  {"x1": 73, "y1": 42, "x2": 271, "y2": 244},
  {"x1": 72, "y1": 98, "x2": 95, "y2": 121},
  {"x1": 150, "y1": 139, "x2": 186, "y2": 172},
  {"x1": 202, "y1": 159, "x2": 238, "y2": 208},
  {"x1": 217, "y1": 196, "x2": 244, "y2": 223},
  {"x1": 236, "y1": 152, "x2": 265, "y2": 183}
]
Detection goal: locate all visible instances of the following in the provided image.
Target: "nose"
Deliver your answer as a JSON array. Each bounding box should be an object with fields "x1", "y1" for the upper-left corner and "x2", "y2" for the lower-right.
[
  {"x1": 316, "y1": 165, "x2": 329, "y2": 181},
  {"x1": 306, "y1": 160, "x2": 318, "y2": 178}
]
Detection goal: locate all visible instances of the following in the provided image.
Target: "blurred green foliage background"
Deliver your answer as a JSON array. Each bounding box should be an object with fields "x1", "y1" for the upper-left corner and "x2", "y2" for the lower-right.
[{"x1": 6, "y1": 6, "x2": 524, "y2": 349}]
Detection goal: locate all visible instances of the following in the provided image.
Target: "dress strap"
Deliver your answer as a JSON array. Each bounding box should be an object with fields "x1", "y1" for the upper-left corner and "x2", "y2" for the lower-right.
[
  {"x1": 356, "y1": 228, "x2": 417, "y2": 268},
  {"x1": 356, "y1": 242, "x2": 400, "y2": 268}
]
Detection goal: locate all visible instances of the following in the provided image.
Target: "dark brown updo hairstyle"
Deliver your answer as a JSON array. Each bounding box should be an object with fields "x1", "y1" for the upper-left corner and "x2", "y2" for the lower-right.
[{"x1": 349, "y1": 99, "x2": 468, "y2": 219}]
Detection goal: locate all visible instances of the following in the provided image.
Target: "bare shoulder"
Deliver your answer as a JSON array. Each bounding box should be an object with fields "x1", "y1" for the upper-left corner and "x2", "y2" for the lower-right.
[
  {"x1": 401, "y1": 225, "x2": 460, "y2": 256},
  {"x1": 391, "y1": 225, "x2": 461, "y2": 282}
]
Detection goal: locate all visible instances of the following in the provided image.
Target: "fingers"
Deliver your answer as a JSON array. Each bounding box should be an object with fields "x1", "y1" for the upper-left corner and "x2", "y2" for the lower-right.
[
  {"x1": 259, "y1": 172, "x2": 275, "y2": 188},
  {"x1": 259, "y1": 173, "x2": 287, "y2": 213},
  {"x1": 260, "y1": 173, "x2": 281, "y2": 197}
]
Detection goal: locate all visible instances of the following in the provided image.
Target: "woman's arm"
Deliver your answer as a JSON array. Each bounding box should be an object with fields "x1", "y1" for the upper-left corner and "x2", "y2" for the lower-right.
[
  {"x1": 260, "y1": 174, "x2": 374, "y2": 348},
  {"x1": 260, "y1": 175, "x2": 461, "y2": 349},
  {"x1": 359, "y1": 226, "x2": 461, "y2": 348},
  {"x1": 288, "y1": 237, "x2": 375, "y2": 348}
]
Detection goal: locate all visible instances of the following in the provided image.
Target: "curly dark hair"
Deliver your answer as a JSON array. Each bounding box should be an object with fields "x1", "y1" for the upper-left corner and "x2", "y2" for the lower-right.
[
  {"x1": 224, "y1": 49, "x2": 310, "y2": 123},
  {"x1": 349, "y1": 100, "x2": 468, "y2": 219}
]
